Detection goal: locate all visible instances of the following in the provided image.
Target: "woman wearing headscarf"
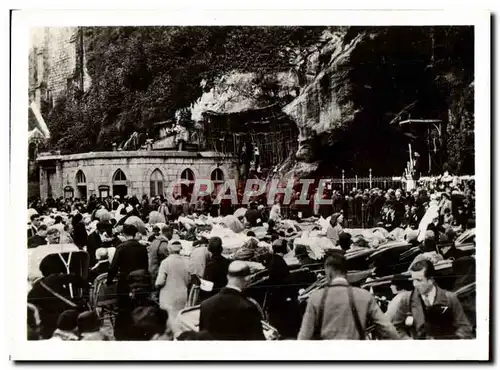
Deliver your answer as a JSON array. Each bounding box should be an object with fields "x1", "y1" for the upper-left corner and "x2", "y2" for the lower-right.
[
  {"x1": 222, "y1": 215, "x2": 244, "y2": 234},
  {"x1": 326, "y1": 212, "x2": 344, "y2": 246},
  {"x1": 155, "y1": 240, "x2": 190, "y2": 333}
]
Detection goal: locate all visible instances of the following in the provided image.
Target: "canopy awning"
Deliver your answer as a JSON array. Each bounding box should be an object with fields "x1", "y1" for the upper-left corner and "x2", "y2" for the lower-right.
[
  {"x1": 29, "y1": 101, "x2": 50, "y2": 139},
  {"x1": 28, "y1": 128, "x2": 45, "y2": 143}
]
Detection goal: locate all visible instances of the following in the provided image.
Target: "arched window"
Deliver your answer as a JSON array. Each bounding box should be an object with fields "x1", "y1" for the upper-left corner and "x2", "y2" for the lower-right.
[
  {"x1": 179, "y1": 168, "x2": 195, "y2": 199},
  {"x1": 112, "y1": 169, "x2": 128, "y2": 198},
  {"x1": 211, "y1": 168, "x2": 224, "y2": 182},
  {"x1": 150, "y1": 169, "x2": 164, "y2": 198},
  {"x1": 113, "y1": 169, "x2": 127, "y2": 182},
  {"x1": 75, "y1": 170, "x2": 87, "y2": 199},
  {"x1": 211, "y1": 168, "x2": 225, "y2": 195},
  {"x1": 76, "y1": 170, "x2": 86, "y2": 184},
  {"x1": 180, "y1": 168, "x2": 195, "y2": 181}
]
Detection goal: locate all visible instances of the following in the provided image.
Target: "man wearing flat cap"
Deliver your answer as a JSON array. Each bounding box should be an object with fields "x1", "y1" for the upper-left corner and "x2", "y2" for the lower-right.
[{"x1": 199, "y1": 261, "x2": 265, "y2": 340}]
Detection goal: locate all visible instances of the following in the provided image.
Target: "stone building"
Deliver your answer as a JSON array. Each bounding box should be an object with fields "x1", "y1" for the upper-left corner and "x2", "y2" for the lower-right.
[
  {"x1": 36, "y1": 150, "x2": 238, "y2": 200},
  {"x1": 29, "y1": 27, "x2": 91, "y2": 109}
]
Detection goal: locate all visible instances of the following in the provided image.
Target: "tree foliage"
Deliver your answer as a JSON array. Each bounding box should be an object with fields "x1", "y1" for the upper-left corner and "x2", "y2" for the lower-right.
[{"x1": 46, "y1": 26, "x2": 324, "y2": 153}]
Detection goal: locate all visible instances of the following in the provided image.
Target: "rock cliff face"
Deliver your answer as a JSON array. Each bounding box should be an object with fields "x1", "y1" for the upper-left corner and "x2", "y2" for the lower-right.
[
  {"x1": 278, "y1": 26, "x2": 474, "y2": 178},
  {"x1": 283, "y1": 29, "x2": 364, "y2": 168},
  {"x1": 186, "y1": 26, "x2": 473, "y2": 179}
]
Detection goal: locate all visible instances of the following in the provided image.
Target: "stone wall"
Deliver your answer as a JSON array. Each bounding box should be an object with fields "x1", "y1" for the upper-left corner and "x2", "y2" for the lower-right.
[
  {"x1": 46, "y1": 27, "x2": 78, "y2": 97},
  {"x1": 29, "y1": 27, "x2": 91, "y2": 106},
  {"x1": 37, "y1": 151, "x2": 239, "y2": 199}
]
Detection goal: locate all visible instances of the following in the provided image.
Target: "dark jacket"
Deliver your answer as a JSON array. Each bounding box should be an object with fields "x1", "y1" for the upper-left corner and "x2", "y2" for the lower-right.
[
  {"x1": 89, "y1": 260, "x2": 111, "y2": 283},
  {"x1": 72, "y1": 222, "x2": 88, "y2": 249},
  {"x1": 107, "y1": 239, "x2": 149, "y2": 285},
  {"x1": 389, "y1": 285, "x2": 473, "y2": 339},
  {"x1": 28, "y1": 235, "x2": 46, "y2": 249},
  {"x1": 86, "y1": 231, "x2": 103, "y2": 267},
  {"x1": 202, "y1": 255, "x2": 230, "y2": 299},
  {"x1": 266, "y1": 254, "x2": 290, "y2": 308},
  {"x1": 199, "y1": 287, "x2": 266, "y2": 340},
  {"x1": 245, "y1": 209, "x2": 262, "y2": 227},
  {"x1": 409, "y1": 212, "x2": 420, "y2": 229},
  {"x1": 148, "y1": 237, "x2": 170, "y2": 283},
  {"x1": 28, "y1": 273, "x2": 87, "y2": 339}
]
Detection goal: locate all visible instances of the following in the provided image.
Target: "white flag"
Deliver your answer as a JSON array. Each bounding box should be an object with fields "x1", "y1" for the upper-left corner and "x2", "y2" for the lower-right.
[{"x1": 199, "y1": 278, "x2": 214, "y2": 292}]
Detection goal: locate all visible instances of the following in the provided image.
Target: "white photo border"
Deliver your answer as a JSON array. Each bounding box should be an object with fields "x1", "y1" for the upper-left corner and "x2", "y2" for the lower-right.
[{"x1": 9, "y1": 8, "x2": 490, "y2": 361}]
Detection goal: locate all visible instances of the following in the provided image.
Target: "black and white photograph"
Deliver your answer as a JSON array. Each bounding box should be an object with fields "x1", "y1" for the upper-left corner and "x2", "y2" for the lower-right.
[{"x1": 8, "y1": 8, "x2": 490, "y2": 361}]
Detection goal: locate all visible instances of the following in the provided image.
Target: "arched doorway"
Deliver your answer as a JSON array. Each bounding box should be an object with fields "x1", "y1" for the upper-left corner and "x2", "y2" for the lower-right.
[
  {"x1": 112, "y1": 169, "x2": 128, "y2": 198},
  {"x1": 150, "y1": 169, "x2": 164, "y2": 198},
  {"x1": 211, "y1": 168, "x2": 225, "y2": 196},
  {"x1": 180, "y1": 168, "x2": 195, "y2": 199},
  {"x1": 75, "y1": 170, "x2": 87, "y2": 200}
]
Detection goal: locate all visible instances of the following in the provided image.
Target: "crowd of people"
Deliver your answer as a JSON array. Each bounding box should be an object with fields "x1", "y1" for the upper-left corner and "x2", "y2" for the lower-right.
[{"x1": 26, "y1": 174, "x2": 476, "y2": 341}]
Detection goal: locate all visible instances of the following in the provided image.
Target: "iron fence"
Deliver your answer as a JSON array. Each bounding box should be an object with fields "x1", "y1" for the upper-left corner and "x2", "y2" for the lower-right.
[{"x1": 330, "y1": 176, "x2": 403, "y2": 193}]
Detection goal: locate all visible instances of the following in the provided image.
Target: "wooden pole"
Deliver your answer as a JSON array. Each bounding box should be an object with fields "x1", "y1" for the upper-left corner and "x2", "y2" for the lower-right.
[
  {"x1": 342, "y1": 170, "x2": 345, "y2": 193},
  {"x1": 408, "y1": 143, "x2": 413, "y2": 169}
]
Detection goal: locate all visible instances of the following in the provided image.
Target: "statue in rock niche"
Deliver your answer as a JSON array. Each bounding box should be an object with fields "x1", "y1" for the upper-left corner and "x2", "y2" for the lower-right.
[{"x1": 295, "y1": 123, "x2": 319, "y2": 163}]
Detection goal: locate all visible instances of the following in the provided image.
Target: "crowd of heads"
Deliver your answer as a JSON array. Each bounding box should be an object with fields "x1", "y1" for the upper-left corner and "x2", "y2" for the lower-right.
[
  {"x1": 27, "y1": 174, "x2": 475, "y2": 341},
  {"x1": 28, "y1": 307, "x2": 110, "y2": 341}
]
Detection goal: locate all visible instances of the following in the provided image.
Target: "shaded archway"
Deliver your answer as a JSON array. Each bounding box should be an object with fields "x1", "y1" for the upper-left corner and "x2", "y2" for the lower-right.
[
  {"x1": 150, "y1": 168, "x2": 164, "y2": 198},
  {"x1": 112, "y1": 169, "x2": 128, "y2": 198},
  {"x1": 75, "y1": 170, "x2": 87, "y2": 200},
  {"x1": 179, "y1": 168, "x2": 195, "y2": 199},
  {"x1": 211, "y1": 168, "x2": 225, "y2": 195}
]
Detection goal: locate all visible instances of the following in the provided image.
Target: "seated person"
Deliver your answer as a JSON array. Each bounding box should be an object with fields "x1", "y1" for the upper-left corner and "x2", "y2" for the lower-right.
[
  {"x1": 148, "y1": 225, "x2": 161, "y2": 243},
  {"x1": 244, "y1": 202, "x2": 263, "y2": 227},
  {"x1": 128, "y1": 306, "x2": 171, "y2": 341},
  {"x1": 78, "y1": 310, "x2": 111, "y2": 341},
  {"x1": 88, "y1": 248, "x2": 111, "y2": 283},
  {"x1": 49, "y1": 310, "x2": 80, "y2": 341},
  {"x1": 28, "y1": 259, "x2": 87, "y2": 339},
  {"x1": 232, "y1": 238, "x2": 270, "y2": 264},
  {"x1": 294, "y1": 245, "x2": 316, "y2": 267},
  {"x1": 440, "y1": 229, "x2": 468, "y2": 260},
  {"x1": 338, "y1": 232, "x2": 353, "y2": 252},
  {"x1": 409, "y1": 233, "x2": 444, "y2": 270},
  {"x1": 28, "y1": 224, "x2": 48, "y2": 248},
  {"x1": 27, "y1": 303, "x2": 41, "y2": 340},
  {"x1": 442, "y1": 208, "x2": 454, "y2": 229}
]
